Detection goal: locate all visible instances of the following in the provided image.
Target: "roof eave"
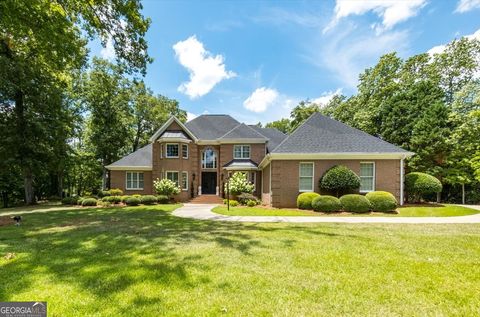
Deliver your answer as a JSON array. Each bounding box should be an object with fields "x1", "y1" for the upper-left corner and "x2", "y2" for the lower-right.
[{"x1": 105, "y1": 166, "x2": 153, "y2": 171}]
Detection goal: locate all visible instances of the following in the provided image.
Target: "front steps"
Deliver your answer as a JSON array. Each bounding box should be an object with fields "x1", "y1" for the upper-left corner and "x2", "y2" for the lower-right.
[{"x1": 189, "y1": 195, "x2": 223, "y2": 204}]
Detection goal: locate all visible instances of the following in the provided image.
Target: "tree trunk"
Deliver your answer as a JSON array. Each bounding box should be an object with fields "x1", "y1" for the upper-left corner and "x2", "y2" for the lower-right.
[
  {"x1": 1, "y1": 191, "x2": 8, "y2": 208},
  {"x1": 462, "y1": 183, "x2": 465, "y2": 205},
  {"x1": 24, "y1": 168, "x2": 34, "y2": 205},
  {"x1": 57, "y1": 171, "x2": 63, "y2": 198}
]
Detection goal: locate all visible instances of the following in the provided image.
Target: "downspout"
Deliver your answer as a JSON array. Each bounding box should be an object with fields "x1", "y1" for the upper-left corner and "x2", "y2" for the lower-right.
[{"x1": 400, "y1": 156, "x2": 404, "y2": 206}]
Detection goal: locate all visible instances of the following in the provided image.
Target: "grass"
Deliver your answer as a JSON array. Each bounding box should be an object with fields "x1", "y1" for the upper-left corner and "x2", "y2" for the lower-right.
[
  {"x1": 213, "y1": 204, "x2": 480, "y2": 217},
  {"x1": 1, "y1": 204, "x2": 480, "y2": 316}
]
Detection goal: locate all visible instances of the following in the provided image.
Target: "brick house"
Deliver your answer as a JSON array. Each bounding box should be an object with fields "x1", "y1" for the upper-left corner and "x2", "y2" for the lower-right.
[{"x1": 106, "y1": 113, "x2": 413, "y2": 207}]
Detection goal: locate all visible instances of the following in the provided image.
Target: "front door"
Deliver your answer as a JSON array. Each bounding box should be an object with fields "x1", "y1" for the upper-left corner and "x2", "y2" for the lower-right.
[{"x1": 201, "y1": 172, "x2": 217, "y2": 194}]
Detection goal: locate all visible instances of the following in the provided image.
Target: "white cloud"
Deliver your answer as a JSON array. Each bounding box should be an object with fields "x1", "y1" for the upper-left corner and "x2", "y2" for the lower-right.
[
  {"x1": 324, "y1": 0, "x2": 426, "y2": 33},
  {"x1": 455, "y1": 0, "x2": 480, "y2": 13},
  {"x1": 243, "y1": 87, "x2": 279, "y2": 113},
  {"x1": 427, "y1": 28, "x2": 480, "y2": 55},
  {"x1": 186, "y1": 112, "x2": 197, "y2": 122},
  {"x1": 100, "y1": 38, "x2": 115, "y2": 61},
  {"x1": 311, "y1": 89, "x2": 343, "y2": 107},
  {"x1": 173, "y1": 35, "x2": 236, "y2": 99}
]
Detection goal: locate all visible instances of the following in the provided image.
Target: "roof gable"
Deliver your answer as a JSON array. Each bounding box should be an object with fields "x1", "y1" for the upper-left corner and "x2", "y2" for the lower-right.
[
  {"x1": 249, "y1": 125, "x2": 287, "y2": 152},
  {"x1": 219, "y1": 123, "x2": 267, "y2": 140},
  {"x1": 149, "y1": 116, "x2": 197, "y2": 142},
  {"x1": 185, "y1": 114, "x2": 240, "y2": 140},
  {"x1": 272, "y1": 113, "x2": 410, "y2": 154}
]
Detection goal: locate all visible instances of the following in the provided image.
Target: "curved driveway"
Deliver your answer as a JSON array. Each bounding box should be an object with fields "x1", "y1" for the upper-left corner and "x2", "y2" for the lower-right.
[{"x1": 173, "y1": 204, "x2": 480, "y2": 224}]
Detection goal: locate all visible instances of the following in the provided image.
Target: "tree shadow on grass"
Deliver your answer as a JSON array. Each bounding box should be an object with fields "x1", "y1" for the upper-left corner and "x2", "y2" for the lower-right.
[{"x1": 0, "y1": 205, "x2": 365, "y2": 309}]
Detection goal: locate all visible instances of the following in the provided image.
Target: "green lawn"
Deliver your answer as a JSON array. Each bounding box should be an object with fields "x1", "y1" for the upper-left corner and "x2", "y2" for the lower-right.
[
  {"x1": 213, "y1": 204, "x2": 480, "y2": 217},
  {"x1": 1, "y1": 204, "x2": 480, "y2": 316}
]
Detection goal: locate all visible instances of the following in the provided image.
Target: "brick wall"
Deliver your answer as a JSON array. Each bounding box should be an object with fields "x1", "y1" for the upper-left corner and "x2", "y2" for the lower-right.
[{"x1": 110, "y1": 170, "x2": 153, "y2": 195}]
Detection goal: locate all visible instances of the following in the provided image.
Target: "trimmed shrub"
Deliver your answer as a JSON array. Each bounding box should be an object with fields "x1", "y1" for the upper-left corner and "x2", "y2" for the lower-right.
[
  {"x1": 246, "y1": 199, "x2": 258, "y2": 207},
  {"x1": 110, "y1": 196, "x2": 121, "y2": 204},
  {"x1": 76, "y1": 197, "x2": 85, "y2": 205},
  {"x1": 296, "y1": 192, "x2": 321, "y2": 210},
  {"x1": 153, "y1": 178, "x2": 181, "y2": 197},
  {"x1": 366, "y1": 191, "x2": 397, "y2": 212},
  {"x1": 228, "y1": 200, "x2": 239, "y2": 207},
  {"x1": 61, "y1": 197, "x2": 78, "y2": 205},
  {"x1": 339, "y1": 194, "x2": 372, "y2": 213},
  {"x1": 237, "y1": 193, "x2": 259, "y2": 205},
  {"x1": 141, "y1": 195, "x2": 158, "y2": 205},
  {"x1": 132, "y1": 194, "x2": 142, "y2": 198},
  {"x1": 125, "y1": 197, "x2": 141, "y2": 206},
  {"x1": 120, "y1": 195, "x2": 131, "y2": 203},
  {"x1": 108, "y1": 188, "x2": 123, "y2": 196},
  {"x1": 320, "y1": 165, "x2": 361, "y2": 196},
  {"x1": 405, "y1": 172, "x2": 442, "y2": 202},
  {"x1": 312, "y1": 195, "x2": 341, "y2": 212},
  {"x1": 225, "y1": 172, "x2": 254, "y2": 195},
  {"x1": 98, "y1": 190, "x2": 110, "y2": 198},
  {"x1": 157, "y1": 195, "x2": 169, "y2": 204},
  {"x1": 81, "y1": 198, "x2": 98, "y2": 206}
]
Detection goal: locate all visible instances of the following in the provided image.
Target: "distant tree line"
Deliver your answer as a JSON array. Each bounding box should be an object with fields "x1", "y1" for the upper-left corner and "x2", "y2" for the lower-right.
[{"x1": 267, "y1": 37, "x2": 480, "y2": 203}]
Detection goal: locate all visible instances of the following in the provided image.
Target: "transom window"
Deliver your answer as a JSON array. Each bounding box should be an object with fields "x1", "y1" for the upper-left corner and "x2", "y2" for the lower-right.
[
  {"x1": 126, "y1": 172, "x2": 144, "y2": 190},
  {"x1": 299, "y1": 163, "x2": 314, "y2": 192},
  {"x1": 182, "y1": 144, "x2": 188, "y2": 159},
  {"x1": 166, "y1": 171, "x2": 179, "y2": 186},
  {"x1": 202, "y1": 148, "x2": 217, "y2": 169},
  {"x1": 181, "y1": 171, "x2": 188, "y2": 191},
  {"x1": 360, "y1": 162, "x2": 375, "y2": 192},
  {"x1": 166, "y1": 144, "x2": 179, "y2": 158},
  {"x1": 234, "y1": 145, "x2": 250, "y2": 159}
]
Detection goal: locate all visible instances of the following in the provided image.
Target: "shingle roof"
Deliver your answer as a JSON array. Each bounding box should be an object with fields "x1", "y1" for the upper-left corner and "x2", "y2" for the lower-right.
[
  {"x1": 272, "y1": 113, "x2": 410, "y2": 154},
  {"x1": 160, "y1": 131, "x2": 190, "y2": 140},
  {"x1": 219, "y1": 123, "x2": 267, "y2": 140},
  {"x1": 249, "y1": 126, "x2": 287, "y2": 152},
  {"x1": 107, "y1": 144, "x2": 152, "y2": 167},
  {"x1": 185, "y1": 115, "x2": 241, "y2": 140},
  {"x1": 223, "y1": 159, "x2": 258, "y2": 169}
]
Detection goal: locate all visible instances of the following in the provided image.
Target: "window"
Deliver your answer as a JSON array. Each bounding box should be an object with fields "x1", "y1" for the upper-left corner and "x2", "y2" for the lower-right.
[
  {"x1": 182, "y1": 144, "x2": 188, "y2": 159},
  {"x1": 181, "y1": 171, "x2": 188, "y2": 191},
  {"x1": 234, "y1": 145, "x2": 250, "y2": 159},
  {"x1": 202, "y1": 148, "x2": 217, "y2": 169},
  {"x1": 299, "y1": 163, "x2": 314, "y2": 192},
  {"x1": 166, "y1": 144, "x2": 179, "y2": 158},
  {"x1": 126, "y1": 172, "x2": 144, "y2": 190},
  {"x1": 360, "y1": 162, "x2": 375, "y2": 192},
  {"x1": 166, "y1": 171, "x2": 179, "y2": 186}
]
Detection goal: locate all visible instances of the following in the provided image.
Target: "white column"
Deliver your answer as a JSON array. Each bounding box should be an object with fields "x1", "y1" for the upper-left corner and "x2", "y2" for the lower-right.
[
  {"x1": 400, "y1": 158, "x2": 404, "y2": 206},
  {"x1": 198, "y1": 186, "x2": 202, "y2": 195}
]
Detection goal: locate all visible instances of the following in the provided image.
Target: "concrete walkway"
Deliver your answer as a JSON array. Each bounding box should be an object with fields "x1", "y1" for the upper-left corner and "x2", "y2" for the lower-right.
[{"x1": 173, "y1": 203, "x2": 480, "y2": 224}]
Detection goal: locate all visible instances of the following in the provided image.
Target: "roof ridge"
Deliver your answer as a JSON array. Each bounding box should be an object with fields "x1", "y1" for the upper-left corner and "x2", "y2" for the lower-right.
[
  {"x1": 241, "y1": 123, "x2": 268, "y2": 139},
  {"x1": 218, "y1": 123, "x2": 242, "y2": 139}
]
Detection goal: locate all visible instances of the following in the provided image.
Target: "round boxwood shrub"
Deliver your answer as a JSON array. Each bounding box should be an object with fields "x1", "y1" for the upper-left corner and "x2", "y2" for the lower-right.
[
  {"x1": 61, "y1": 197, "x2": 77, "y2": 205},
  {"x1": 141, "y1": 195, "x2": 158, "y2": 205},
  {"x1": 366, "y1": 191, "x2": 397, "y2": 212},
  {"x1": 120, "y1": 195, "x2": 131, "y2": 203},
  {"x1": 339, "y1": 194, "x2": 372, "y2": 213},
  {"x1": 108, "y1": 188, "x2": 123, "y2": 196},
  {"x1": 296, "y1": 192, "x2": 321, "y2": 210},
  {"x1": 157, "y1": 195, "x2": 169, "y2": 204},
  {"x1": 405, "y1": 172, "x2": 442, "y2": 202},
  {"x1": 312, "y1": 195, "x2": 342, "y2": 212},
  {"x1": 81, "y1": 198, "x2": 98, "y2": 206},
  {"x1": 98, "y1": 190, "x2": 110, "y2": 198},
  {"x1": 125, "y1": 197, "x2": 140, "y2": 206},
  {"x1": 76, "y1": 197, "x2": 85, "y2": 205},
  {"x1": 320, "y1": 165, "x2": 361, "y2": 196},
  {"x1": 110, "y1": 196, "x2": 121, "y2": 204},
  {"x1": 246, "y1": 199, "x2": 258, "y2": 207},
  {"x1": 228, "y1": 200, "x2": 239, "y2": 207}
]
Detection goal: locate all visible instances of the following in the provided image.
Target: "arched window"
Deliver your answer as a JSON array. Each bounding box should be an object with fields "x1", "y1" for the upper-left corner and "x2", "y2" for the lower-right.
[{"x1": 202, "y1": 148, "x2": 217, "y2": 169}]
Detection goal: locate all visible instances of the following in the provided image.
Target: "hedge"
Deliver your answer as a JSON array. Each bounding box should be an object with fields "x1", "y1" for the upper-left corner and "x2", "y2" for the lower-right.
[
  {"x1": 319, "y1": 165, "x2": 361, "y2": 196},
  {"x1": 81, "y1": 198, "x2": 97, "y2": 206},
  {"x1": 109, "y1": 188, "x2": 123, "y2": 196},
  {"x1": 120, "y1": 195, "x2": 131, "y2": 203},
  {"x1": 339, "y1": 194, "x2": 372, "y2": 213},
  {"x1": 157, "y1": 195, "x2": 169, "y2": 204},
  {"x1": 405, "y1": 172, "x2": 442, "y2": 202},
  {"x1": 61, "y1": 197, "x2": 78, "y2": 205},
  {"x1": 297, "y1": 192, "x2": 321, "y2": 210},
  {"x1": 125, "y1": 197, "x2": 140, "y2": 206},
  {"x1": 312, "y1": 195, "x2": 341, "y2": 212},
  {"x1": 141, "y1": 195, "x2": 158, "y2": 205},
  {"x1": 365, "y1": 191, "x2": 397, "y2": 212}
]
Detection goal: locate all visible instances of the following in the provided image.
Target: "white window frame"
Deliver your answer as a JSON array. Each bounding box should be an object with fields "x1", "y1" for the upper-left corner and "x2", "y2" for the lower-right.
[
  {"x1": 233, "y1": 145, "x2": 251, "y2": 159},
  {"x1": 126, "y1": 171, "x2": 144, "y2": 190},
  {"x1": 181, "y1": 171, "x2": 188, "y2": 191},
  {"x1": 166, "y1": 171, "x2": 179, "y2": 187},
  {"x1": 359, "y1": 162, "x2": 375, "y2": 193},
  {"x1": 299, "y1": 162, "x2": 314, "y2": 192},
  {"x1": 166, "y1": 143, "x2": 179, "y2": 158},
  {"x1": 202, "y1": 148, "x2": 217, "y2": 169},
  {"x1": 182, "y1": 144, "x2": 189, "y2": 159}
]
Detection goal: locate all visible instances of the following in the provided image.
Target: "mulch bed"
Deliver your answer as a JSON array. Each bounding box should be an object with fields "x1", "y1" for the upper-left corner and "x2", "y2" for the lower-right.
[{"x1": 0, "y1": 216, "x2": 14, "y2": 226}]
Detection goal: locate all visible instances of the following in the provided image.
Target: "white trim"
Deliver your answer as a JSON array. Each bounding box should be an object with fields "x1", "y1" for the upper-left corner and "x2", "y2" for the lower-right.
[
  {"x1": 224, "y1": 166, "x2": 259, "y2": 171},
  {"x1": 196, "y1": 139, "x2": 266, "y2": 145},
  {"x1": 233, "y1": 144, "x2": 251, "y2": 159},
  {"x1": 202, "y1": 147, "x2": 217, "y2": 169},
  {"x1": 106, "y1": 166, "x2": 152, "y2": 171},
  {"x1": 269, "y1": 163, "x2": 272, "y2": 196},
  {"x1": 182, "y1": 144, "x2": 189, "y2": 159},
  {"x1": 165, "y1": 170, "x2": 180, "y2": 187},
  {"x1": 181, "y1": 171, "x2": 188, "y2": 191},
  {"x1": 359, "y1": 162, "x2": 375, "y2": 193},
  {"x1": 149, "y1": 116, "x2": 197, "y2": 142},
  {"x1": 157, "y1": 138, "x2": 192, "y2": 143},
  {"x1": 125, "y1": 171, "x2": 144, "y2": 190},
  {"x1": 299, "y1": 162, "x2": 315, "y2": 192},
  {"x1": 165, "y1": 143, "x2": 179, "y2": 158},
  {"x1": 400, "y1": 158, "x2": 404, "y2": 206}
]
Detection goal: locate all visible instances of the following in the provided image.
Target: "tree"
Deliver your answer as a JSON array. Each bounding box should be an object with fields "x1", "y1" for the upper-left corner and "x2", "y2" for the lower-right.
[
  {"x1": 265, "y1": 118, "x2": 291, "y2": 134},
  {"x1": 289, "y1": 101, "x2": 320, "y2": 132}
]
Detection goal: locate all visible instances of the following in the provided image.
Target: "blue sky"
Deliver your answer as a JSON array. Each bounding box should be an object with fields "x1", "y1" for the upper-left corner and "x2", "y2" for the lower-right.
[{"x1": 92, "y1": 0, "x2": 480, "y2": 124}]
